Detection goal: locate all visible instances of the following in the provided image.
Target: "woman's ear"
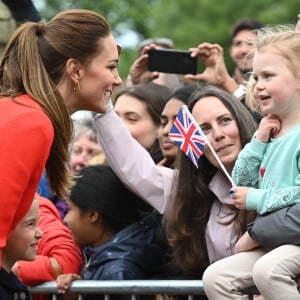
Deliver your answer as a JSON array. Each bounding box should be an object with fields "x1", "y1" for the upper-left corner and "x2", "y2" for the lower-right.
[{"x1": 66, "y1": 58, "x2": 82, "y2": 82}]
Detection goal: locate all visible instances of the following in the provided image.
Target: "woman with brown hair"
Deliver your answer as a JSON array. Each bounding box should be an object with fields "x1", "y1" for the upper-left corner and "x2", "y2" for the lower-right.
[
  {"x1": 0, "y1": 9, "x2": 122, "y2": 266},
  {"x1": 114, "y1": 82, "x2": 171, "y2": 164},
  {"x1": 94, "y1": 84, "x2": 257, "y2": 278}
]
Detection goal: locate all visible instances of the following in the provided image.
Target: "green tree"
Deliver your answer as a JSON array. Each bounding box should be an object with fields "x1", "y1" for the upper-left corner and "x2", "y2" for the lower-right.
[{"x1": 41, "y1": 0, "x2": 300, "y2": 80}]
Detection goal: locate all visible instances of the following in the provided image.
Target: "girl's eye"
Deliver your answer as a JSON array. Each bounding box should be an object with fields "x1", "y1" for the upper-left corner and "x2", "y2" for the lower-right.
[
  {"x1": 264, "y1": 73, "x2": 273, "y2": 79},
  {"x1": 27, "y1": 220, "x2": 37, "y2": 227}
]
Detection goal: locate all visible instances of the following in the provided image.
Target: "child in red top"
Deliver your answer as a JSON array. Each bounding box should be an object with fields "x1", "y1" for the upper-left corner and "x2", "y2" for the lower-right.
[
  {"x1": 0, "y1": 197, "x2": 42, "y2": 300},
  {"x1": 13, "y1": 194, "x2": 83, "y2": 300}
]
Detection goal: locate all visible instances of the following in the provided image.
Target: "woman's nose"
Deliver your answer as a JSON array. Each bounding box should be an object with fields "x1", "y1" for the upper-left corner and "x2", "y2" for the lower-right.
[
  {"x1": 114, "y1": 71, "x2": 122, "y2": 86},
  {"x1": 212, "y1": 127, "x2": 225, "y2": 141},
  {"x1": 163, "y1": 122, "x2": 173, "y2": 136}
]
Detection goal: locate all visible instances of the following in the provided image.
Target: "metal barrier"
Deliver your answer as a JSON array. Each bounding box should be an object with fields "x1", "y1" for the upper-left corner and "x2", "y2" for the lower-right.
[{"x1": 29, "y1": 280, "x2": 260, "y2": 300}]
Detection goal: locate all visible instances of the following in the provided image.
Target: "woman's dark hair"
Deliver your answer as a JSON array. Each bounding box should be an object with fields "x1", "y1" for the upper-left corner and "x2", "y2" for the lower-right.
[
  {"x1": 115, "y1": 82, "x2": 171, "y2": 126},
  {"x1": 165, "y1": 84, "x2": 257, "y2": 276},
  {"x1": 115, "y1": 82, "x2": 171, "y2": 157},
  {"x1": 70, "y1": 165, "x2": 141, "y2": 232},
  {"x1": 168, "y1": 84, "x2": 198, "y2": 105}
]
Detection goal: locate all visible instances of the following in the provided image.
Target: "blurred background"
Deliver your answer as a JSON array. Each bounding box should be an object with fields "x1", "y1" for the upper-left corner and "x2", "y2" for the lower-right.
[{"x1": 32, "y1": 0, "x2": 299, "y2": 81}]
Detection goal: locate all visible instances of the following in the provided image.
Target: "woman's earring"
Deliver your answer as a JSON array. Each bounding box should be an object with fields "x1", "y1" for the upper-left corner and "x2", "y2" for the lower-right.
[{"x1": 73, "y1": 82, "x2": 80, "y2": 92}]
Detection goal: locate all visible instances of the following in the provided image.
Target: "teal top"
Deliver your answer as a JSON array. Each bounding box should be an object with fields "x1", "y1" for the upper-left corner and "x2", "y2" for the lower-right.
[{"x1": 232, "y1": 122, "x2": 300, "y2": 215}]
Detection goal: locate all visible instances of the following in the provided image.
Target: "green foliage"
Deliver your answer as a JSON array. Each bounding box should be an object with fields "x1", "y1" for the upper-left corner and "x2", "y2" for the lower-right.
[{"x1": 41, "y1": 0, "x2": 300, "y2": 80}]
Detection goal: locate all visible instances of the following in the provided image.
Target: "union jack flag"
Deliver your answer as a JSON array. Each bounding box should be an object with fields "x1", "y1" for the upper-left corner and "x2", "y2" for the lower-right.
[{"x1": 169, "y1": 105, "x2": 206, "y2": 168}]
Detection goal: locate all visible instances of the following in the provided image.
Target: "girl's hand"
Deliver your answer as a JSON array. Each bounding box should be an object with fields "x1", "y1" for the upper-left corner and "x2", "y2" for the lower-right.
[
  {"x1": 256, "y1": 114, "x2": 281, "y2": 143},
  {"x1": 56, "y1": 273, "x2": 81, "y2": 294},
  {"x1": 230, "y1": 186, "x2": 249, "y2": 210}
]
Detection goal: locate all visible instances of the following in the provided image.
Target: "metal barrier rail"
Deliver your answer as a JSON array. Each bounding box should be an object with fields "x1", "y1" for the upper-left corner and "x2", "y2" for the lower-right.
[{"x1": 29, "y1": 280, "x2": 259, "y2": 300}]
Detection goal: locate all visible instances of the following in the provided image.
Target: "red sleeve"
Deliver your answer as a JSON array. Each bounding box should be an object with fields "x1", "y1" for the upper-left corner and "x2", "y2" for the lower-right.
[
  {"x1": 0, "y1": 106, "x2": 54, "y2": 264},
  {"x1": 17, "y1": 196, "x2": 83, "y2": 285}
]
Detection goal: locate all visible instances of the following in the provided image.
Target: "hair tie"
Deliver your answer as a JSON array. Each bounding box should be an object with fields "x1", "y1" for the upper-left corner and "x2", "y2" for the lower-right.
[{"x1": 36, "y1": 23, "x2": 46, "y2": 36}]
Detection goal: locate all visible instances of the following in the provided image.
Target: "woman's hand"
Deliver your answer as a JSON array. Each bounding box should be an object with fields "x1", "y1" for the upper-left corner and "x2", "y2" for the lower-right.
[
  {"x1": 186, "y1": 42, "x2": 239, "y2": 94},
  {"x1": 127, "y1": 44, "x2": 159, "y2": 85}
]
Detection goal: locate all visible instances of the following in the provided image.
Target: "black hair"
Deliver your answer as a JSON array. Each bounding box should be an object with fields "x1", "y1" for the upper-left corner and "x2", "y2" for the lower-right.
[
  {"x1": 189, "y1": 85, "x2": 257, "y2": 148},
  {"x1": 230, "y1": 18, "x2": 264, "y2": 43},
  {"x1": 168, "y1": 84, "x2": 198, "y2": 105},
  {"x1": 69, "y1": 165, "x2": 141, "y2": 232},
  {"x1": 115, "y1": 82, "x2": 172, "y2": 126}
]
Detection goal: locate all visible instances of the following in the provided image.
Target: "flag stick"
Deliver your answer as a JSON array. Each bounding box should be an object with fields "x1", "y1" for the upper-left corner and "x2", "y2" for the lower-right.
[{"x1": 183, "y1": 105, "x2": 236, "y2": 187}]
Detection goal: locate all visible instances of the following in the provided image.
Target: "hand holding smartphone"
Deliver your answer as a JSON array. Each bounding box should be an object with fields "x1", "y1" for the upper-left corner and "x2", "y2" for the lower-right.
[{"x1": 148, "y1": 48, "x2": 198, "y2": 75}]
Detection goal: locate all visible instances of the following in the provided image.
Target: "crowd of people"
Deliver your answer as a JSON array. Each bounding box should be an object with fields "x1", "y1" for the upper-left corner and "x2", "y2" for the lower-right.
[{"x1": 1, "y1": 1, "x2": 300, "y2": 300}]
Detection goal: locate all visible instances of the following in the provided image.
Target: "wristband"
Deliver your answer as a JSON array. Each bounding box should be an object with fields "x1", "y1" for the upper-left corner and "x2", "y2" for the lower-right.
[
  {"x1": 91, "y1": 99, "x2": 113, "y2": 121},
  {"x1": 233, "y1": 84, "x2": 246, "y2": 98}
]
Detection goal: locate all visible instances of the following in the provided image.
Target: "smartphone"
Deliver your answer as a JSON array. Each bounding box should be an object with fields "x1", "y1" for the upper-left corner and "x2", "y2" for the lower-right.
[{"x1": 148, "y1": 48, "x2": 198, "y2": 75}]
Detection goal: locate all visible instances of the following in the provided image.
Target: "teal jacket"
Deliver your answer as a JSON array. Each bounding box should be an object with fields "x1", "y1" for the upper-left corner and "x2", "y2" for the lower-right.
[{"x1": 232, "y1": 122, "x2": 300, "y2": 214}]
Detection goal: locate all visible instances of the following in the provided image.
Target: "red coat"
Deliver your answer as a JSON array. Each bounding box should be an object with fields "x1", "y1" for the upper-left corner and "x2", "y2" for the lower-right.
[
  {"x1": 0, "y1": 95, "x2": 54, "y2": 265},
  {"x1": 17, "y1": 194, "x2": 82, "y2": 286}
]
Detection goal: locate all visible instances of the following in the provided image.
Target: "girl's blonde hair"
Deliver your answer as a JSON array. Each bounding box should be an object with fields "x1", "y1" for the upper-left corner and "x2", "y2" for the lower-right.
[
  {"x1": 246, "y1": 25, "x2": 300, "y2": 113},
  {"x1": 0, "y1": 9, "x2": 110, "y2": 198}
]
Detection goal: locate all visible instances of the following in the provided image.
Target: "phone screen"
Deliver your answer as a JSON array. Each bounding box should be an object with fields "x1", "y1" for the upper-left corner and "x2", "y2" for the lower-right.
[{"x1": 148, "y1": 49, "x2": 198, "y2": 75}]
